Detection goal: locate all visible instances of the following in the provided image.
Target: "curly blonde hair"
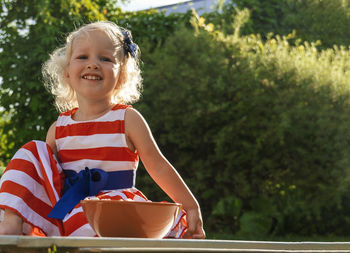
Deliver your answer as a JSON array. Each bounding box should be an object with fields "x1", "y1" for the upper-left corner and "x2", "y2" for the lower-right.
[{"x1": 42, "y1": 21, "x2": 143, "y2": 112}]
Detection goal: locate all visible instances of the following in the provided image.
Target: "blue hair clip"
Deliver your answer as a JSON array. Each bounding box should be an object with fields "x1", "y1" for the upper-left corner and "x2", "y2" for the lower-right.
[{"x1": 122, "y1": 30, "x2": 137, "y2": 58}]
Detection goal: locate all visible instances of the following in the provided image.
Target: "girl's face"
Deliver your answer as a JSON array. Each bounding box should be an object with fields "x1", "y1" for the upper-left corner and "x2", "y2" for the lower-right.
[{"x1": 65, "y1": 30, "x2": 121, "y2": 104}]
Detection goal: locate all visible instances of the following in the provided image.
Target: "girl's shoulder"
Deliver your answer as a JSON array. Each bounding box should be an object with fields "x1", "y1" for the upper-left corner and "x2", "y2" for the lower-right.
[
  {"x1": 59, "y1": 108, "x2": 78, "y2": 117},
  {"x1": 112, "y1": 104, "x2": 132, "y2": 110},
  {"x1": 124, "y1": 107, "x2": 149, "y2": 134}
]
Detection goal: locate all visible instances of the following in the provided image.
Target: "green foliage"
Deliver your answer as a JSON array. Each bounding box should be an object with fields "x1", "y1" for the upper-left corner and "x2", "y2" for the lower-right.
[
  {"x1": 0, "y1": 167, "x2": 5, "y2": 178},
  {"x1": 206, "y1": 0, "x2": 284, "y2": 36},
  {"x1": 0, "y1": 0, "x2": 112, "y2": 157},
  {"x1": 111, "y1": 10, "x2": 192, "y2": 48},
  {"x1": 136, "y1": 12, "x2": 350, "y2": 237},
  {"x1": 220, "y1": 0, "x2": 350, "y2": 48},
  {"x1": 0, "y1": 112, "x2": 14, "y2": 165},
  {"x1": 282, "y1": 0, "x2": 350, "y2": 48}
]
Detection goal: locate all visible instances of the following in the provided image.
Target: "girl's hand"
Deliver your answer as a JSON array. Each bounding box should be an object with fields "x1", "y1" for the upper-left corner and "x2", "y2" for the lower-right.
[{"x1": 183, "y1": 208, "x2": 206, "y2": 239}]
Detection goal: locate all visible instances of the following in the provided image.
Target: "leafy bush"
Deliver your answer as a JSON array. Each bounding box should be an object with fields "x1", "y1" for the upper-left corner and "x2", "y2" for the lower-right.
[
  {"x1": 282, "y1": 0, "x2": 350, "y2": 48},
  {"x1": 221, "y1": 0, "x2": 350, "y2": 48},
  {"x1": 136, "y1": 12, "x2": 350, "y2": 237},
  {"x1": 111, "y1": 9, "x2": 192, "y2": 48},
  {"x1": 0, "y1": 113, "x2": 14, "y2": 165}
]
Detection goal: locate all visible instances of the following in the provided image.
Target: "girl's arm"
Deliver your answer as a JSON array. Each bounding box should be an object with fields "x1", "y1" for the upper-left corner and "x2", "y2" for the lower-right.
[
  {"x1": 125, "y1": 108, "x2": 205, "y2": 239},
  {"x1": 46, "y1": 121, "x2": 57, "y2": 156}
]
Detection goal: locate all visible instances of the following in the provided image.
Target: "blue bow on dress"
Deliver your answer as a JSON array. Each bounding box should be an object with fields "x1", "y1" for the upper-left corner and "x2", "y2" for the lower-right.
[{"x1": 48, "y1": 167, "x2": 135, "y2": 219}]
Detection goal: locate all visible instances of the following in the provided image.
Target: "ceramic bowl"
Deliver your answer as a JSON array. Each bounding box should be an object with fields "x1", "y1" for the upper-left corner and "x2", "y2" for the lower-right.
[{"x1": 80, "y1": 199, "x2": 182, "y2": 238}]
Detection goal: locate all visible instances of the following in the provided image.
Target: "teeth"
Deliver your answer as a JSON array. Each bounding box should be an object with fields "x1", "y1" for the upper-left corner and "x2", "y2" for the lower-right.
[{"x1": 83, "y1": 75, "x2": 101, "y2": 80}]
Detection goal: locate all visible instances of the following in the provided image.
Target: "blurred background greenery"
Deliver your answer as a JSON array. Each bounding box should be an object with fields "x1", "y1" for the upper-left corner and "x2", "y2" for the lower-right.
[{"x1": 2, "y1": 0, "x2": 350, "y2": 240}]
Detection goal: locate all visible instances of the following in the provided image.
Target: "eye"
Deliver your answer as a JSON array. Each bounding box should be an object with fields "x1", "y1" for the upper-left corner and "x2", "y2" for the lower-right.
[
  {"x1": 101, "y1": 56, "x2": 112, "y2": 62},
  {"x1": 77, "y1": 55, "x2": 88, "y2": 60}
]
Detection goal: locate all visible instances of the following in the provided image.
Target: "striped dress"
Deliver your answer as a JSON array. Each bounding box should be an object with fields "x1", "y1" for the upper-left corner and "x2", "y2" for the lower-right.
[{"x1": 0, "y1": 104, "x2": 187, "y2": 237}]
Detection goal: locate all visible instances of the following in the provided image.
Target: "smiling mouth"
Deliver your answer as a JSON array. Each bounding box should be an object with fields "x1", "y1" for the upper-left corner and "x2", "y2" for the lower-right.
[{"x1": 82, "y1": 75, "x2": 102, "y2": 80}]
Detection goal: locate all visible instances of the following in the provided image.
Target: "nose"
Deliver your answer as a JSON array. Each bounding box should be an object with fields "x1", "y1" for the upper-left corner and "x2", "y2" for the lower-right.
[{"x1": 87, "y1": 59, "x2": 99, "y2": 69}]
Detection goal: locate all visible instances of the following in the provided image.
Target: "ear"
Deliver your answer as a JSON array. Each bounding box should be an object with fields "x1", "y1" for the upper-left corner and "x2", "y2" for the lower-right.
[
  {"x1": 64, "y1": 68, "x2": 71, "y2": 84},
  {"x1": 64, "y1": 68, "x2": 70, "y2": 78}
]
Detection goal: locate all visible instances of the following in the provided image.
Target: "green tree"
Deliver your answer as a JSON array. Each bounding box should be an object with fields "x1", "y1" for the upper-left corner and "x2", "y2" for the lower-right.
[
  {"x1": 139, "y1": 12, "x2": 350, "y2": 237},
  {"x1": 0, "y1": 112, "x2": 14, "y2": 167},
  {"x1": 282, "y1": 0, "x2": 350, "y2": 48},
  {"x1": 220, "y1": 0, "x2": 350, "y2": 48},
  {"x1": 108, "y1": 9, "x2": 192, "y2": 48},
  {"x1": 0, "y1": 0, "x2": 115, "y2": 158}
]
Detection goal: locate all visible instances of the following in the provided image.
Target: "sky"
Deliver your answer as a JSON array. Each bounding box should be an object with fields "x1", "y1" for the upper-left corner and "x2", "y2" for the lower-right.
[{"x1": 120, "y1": 0, "x2": 191, "y2": 12}]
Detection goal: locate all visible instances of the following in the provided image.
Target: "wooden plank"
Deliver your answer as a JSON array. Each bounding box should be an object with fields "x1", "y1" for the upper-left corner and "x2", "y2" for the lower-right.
[
  {"x1": 0, "y1": 235, "x2": 19, "y2": 245},
  {"x1": 2, "y1": 236, "x2": 350, "y2": 252},
  {"x1": 0, "y1": 245, "x2": 76, "y2": 253},
  {"x1": 22, "y1": 237, "x2": 350, "y2": 250},
  {"x1": 78, "y1": 247, "x2": 350, "y2": 253},
  {"x1": 13, "y1": 236, "x2": 350, "y2": 250},
  {"x1": 79, "y1": 248, "x2": 250, "y2": 252}
]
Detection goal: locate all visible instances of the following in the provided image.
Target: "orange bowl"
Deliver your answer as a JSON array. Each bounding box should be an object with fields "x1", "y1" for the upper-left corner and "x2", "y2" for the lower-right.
[{"x1": 80, "y1": 200, "x2": 182, "y2": 238}]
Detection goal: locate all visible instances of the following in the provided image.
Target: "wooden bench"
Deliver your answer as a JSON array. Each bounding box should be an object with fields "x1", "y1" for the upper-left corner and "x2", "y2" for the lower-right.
[{"x1": 1, "y1": 236, "x2": 350, "y2": 252}]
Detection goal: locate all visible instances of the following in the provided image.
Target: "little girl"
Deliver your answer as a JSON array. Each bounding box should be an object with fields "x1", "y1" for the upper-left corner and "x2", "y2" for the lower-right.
[{"x1": 0, "y1": 21, "x2": 205, "y2": 239}]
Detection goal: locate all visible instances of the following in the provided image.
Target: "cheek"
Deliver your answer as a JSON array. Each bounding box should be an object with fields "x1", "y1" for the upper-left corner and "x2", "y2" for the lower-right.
[{"x1": 67, "y1": 64, "x2": 81, "y2": 79}]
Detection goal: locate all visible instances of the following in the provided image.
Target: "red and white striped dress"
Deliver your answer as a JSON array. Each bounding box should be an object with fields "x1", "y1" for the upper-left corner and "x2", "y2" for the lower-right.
[{"x1": 0, "y1": 104, "x2": 187, "y2": 237}]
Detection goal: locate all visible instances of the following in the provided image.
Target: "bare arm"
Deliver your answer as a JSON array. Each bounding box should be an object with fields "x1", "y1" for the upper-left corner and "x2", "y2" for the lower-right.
[
  {"x1": 125, "y1": 108, "x2": 205, "y2": 238},
  {"x1": 46, "y1": 121, "x2": 57, "y2": 157}
]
